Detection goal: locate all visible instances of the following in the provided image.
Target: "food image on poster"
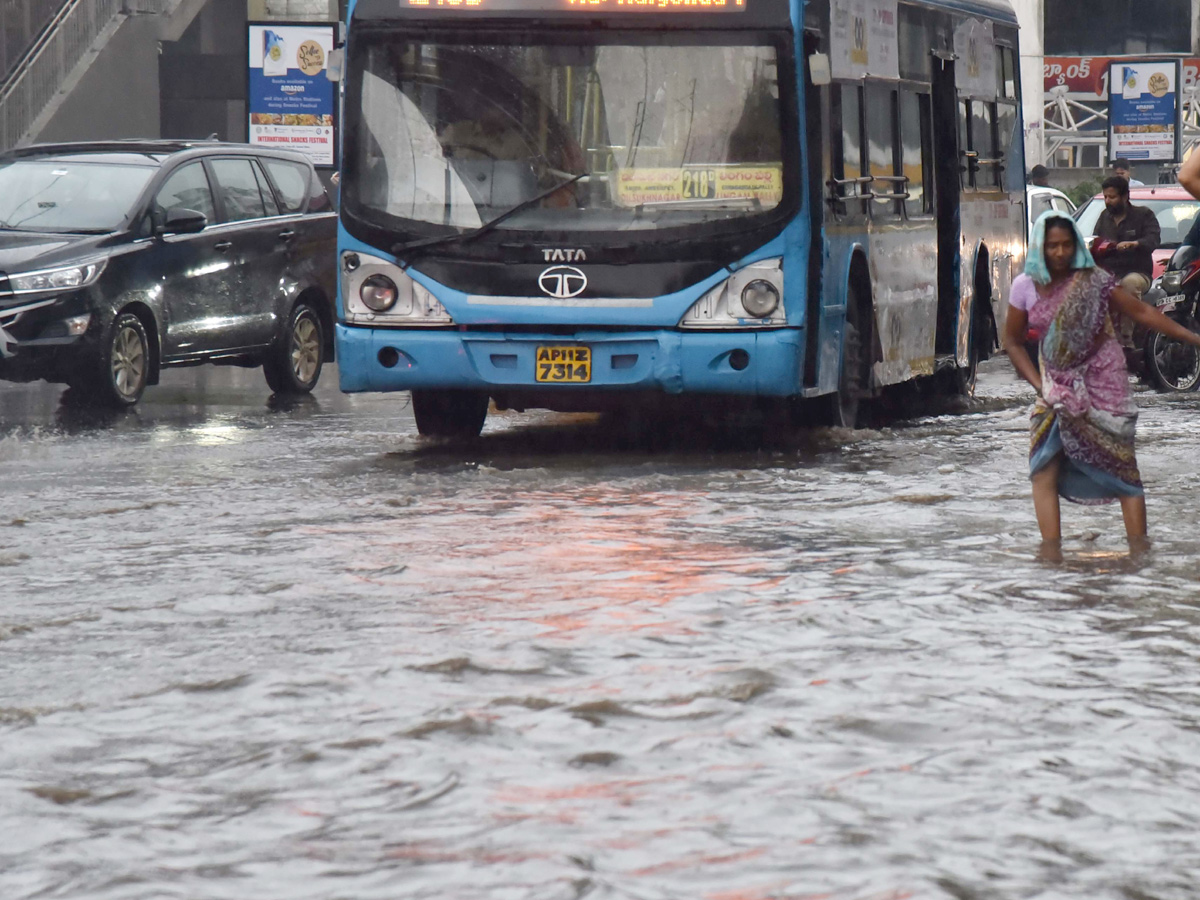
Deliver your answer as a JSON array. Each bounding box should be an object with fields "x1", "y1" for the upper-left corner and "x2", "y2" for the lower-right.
[
  {"x1": 248, "y1": 24, "x2": 336, "y2": 166},
  {"x1": 263, "y1": 30, "x2": 288, "y2": 77}
]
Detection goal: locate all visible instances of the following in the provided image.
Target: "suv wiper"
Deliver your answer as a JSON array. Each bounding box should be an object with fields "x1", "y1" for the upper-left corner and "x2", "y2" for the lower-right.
[{"x1": 392, "y1": 172, "x2": 587, "y2": 261}]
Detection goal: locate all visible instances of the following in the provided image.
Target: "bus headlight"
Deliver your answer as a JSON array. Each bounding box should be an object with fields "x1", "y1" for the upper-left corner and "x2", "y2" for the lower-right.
[
  {"x1": 679, "y1": 258, "x2": 785, "y2": 329},
  {"x1": 741, "y1": 280, "x2": 780, "y2": 317},
  {"x1": 342, "y1": 251, "x2": 453, "y2": 326},
  {"x1": 360, "y1": 274, "x2": 398, "y2": 311}
]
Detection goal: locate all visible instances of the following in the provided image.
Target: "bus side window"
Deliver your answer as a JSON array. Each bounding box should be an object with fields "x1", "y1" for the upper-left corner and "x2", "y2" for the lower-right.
[
  {"x1": 970, "y1": 101, "x2": 998, "y2": 191},
  {"x1": 866, "y1": 83, "x2": 899, "y2": 216},
  {"x1": 999, "y1": 46, "x2": 1018, "y2": 101},
  {"x1": 841, "y1": 83, "x2": 864, "y2": 204},
  {"x1": 958, "y1": 101, "x2": 971, "y2": 189},
  {"x1": 900, "y1": 90, "x2": 931, "y2": 217},
  {"x1": 995, "y1": 101, "x2": 1018, "y2": 190}
]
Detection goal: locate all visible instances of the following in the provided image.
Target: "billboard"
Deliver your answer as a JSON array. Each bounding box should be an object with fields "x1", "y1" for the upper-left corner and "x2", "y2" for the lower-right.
[
  {"x1": 1107, "y1": 59, "x2": 1182, "y2": 163},
  {"x1": 247, "y1": 24, "x2": 337, "y2": 167}
]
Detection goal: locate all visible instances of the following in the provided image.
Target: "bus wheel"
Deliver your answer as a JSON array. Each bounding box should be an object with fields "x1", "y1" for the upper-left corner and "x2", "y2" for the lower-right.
[
  {"x1": 826, "y1": 288, "x2": 869, "y2": 428},
  {"x1": 953, "y1": 326, "x2": 980, "y2": 397},
  {"x1": 412, "y1": 389, "x2": 489, "y2": 438}
]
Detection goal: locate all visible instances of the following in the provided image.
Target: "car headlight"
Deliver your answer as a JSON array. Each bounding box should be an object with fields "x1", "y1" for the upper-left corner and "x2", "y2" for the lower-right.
[
  {"x1": 679, "y1": 258, "x2": 785, "y2": 328},
  {"x1": 342, "y1": 251, "x2": 452, "y2": 326},
  {"x1": 10, "y1": 259, "x2": 106, "y2": 295},
  {"x1": 1161, "y1": 270, "x2": 1184, "y2": 295}
]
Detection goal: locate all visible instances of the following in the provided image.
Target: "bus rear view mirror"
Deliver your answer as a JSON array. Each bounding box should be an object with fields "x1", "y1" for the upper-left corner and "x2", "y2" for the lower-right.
[
  {"x1": 808, "y1": 53, "x2": 831, "y2": 86},
  {"x1": 327, "y1": 49, "x2": 344, "y2": 83}
]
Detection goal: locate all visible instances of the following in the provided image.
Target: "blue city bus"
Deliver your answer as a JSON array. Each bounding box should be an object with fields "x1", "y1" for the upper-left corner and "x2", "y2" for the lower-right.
[{"x1": 334, "y1": 0, "x2": 1025, "y2": 436}]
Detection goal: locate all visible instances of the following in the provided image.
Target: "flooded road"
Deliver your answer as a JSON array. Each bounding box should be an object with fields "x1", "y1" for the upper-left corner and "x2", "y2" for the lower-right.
[{"x1": 3, "y1": 361, "x2": 1200, "y2": 899}]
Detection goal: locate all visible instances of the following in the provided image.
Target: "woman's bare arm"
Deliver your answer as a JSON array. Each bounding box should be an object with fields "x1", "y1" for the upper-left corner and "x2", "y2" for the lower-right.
[
  {"x1": 1180, "y1": 149, "x2": 1200, "y2": 199},
  {"x1": 1003, "y1": 306, "x2": 1042, "y2": 394},
  {"x1": 1110, "y1": 285, "x2": 1200, "y2": 347}
]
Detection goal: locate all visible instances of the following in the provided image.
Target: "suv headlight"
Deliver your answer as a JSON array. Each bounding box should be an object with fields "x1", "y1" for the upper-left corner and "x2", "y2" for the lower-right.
[
  {"x1": 341, "y1": 251, "x2": 452, "y2": 326},
  {"x1": 679, "y1": 258, "x2": 785, "y2": 329},
  {"x1": 10, "y1": 259, "x2": 107, "y2": 295}
]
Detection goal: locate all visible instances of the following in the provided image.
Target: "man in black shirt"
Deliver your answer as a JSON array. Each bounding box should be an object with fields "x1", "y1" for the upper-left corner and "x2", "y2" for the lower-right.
[{"x1": 1092, "y1": 174, "x2": 1160, "y2": 297}]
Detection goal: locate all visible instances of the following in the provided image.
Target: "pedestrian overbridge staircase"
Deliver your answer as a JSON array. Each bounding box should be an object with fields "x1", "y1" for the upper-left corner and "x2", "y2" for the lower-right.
[{"x1": 0, "y1": 0, "x2": 196, "y2": 150}]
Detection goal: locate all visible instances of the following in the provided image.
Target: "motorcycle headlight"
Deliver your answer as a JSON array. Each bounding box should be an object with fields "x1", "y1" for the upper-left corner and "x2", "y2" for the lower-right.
[
  {"x1": 10, "y1": 259, "x2": 106, "y2": 294},
  {"x1": 680, "y1": 258, "x2": 785, "y2": 329},
  {"x1": 1161, "y1": 270, "x2": 1184, "y2": 295},
  {"x1": 342, "y1": 251, "x2": 452, "y2": 326}
]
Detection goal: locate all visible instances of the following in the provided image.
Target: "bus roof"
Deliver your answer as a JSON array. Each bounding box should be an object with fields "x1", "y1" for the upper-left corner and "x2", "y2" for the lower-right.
[{"x1": 911, "y1": 0, "x2": 1018, "y2": 25}]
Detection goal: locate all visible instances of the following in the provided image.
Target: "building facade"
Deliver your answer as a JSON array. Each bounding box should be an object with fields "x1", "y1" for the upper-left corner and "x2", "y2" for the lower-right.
[{"x1": 1013, "y1": 0, "x2": 1200, "y2": 171}]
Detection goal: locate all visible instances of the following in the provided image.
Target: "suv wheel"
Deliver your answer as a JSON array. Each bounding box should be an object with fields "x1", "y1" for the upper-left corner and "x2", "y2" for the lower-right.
[
  {"x1": 71, "y1": 312, "x2": 149, "y2": 407},
  {"x1": 264, "y1": 302, "x2": 324, "y2": 395},
  {"x1": 412, "y1": 390, "x2": 489, "y2": 438}
]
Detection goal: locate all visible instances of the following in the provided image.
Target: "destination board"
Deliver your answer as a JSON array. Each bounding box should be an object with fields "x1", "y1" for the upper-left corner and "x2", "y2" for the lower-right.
[
  {"x1": 402, "y1": 0, "x2": 746, "y2": 12},
  {"x1": 615, "y1": 165, "x2": 782, "y2": 206}
]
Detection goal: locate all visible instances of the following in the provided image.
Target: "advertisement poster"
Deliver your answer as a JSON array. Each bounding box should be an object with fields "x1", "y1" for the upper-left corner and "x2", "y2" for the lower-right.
[
  {"x1": 829, "y1": 0, "x2": 898, "y2": 81},
  {"x1": 1107, "y1": 59, "x2": 1181, "y2": 162},
  {"x1": 247, "y1": 24, "x2": 336, "y2": 167}
]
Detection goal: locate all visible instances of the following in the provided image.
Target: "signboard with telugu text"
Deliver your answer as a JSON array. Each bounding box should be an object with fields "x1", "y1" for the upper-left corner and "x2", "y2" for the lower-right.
[
  {"x1": 829, "y1": 0, "x2": 898, "y2": 81},
  {"x1": 247, "y1": 24, "x2": 337, "y2": 167}
]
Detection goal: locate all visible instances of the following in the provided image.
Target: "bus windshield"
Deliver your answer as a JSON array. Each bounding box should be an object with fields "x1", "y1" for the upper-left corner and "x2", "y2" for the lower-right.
[{"x1": 344, "y1": 34, "x2": 786, "y2": 236}]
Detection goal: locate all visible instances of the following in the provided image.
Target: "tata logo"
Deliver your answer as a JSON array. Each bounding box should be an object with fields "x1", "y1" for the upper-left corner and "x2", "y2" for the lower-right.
[
  {"x1": 538, "y1": 265, "x2": 587, "y2": 300},
  {"x1": 542, "y1": 248, "x2": 587, "y2": 262}
]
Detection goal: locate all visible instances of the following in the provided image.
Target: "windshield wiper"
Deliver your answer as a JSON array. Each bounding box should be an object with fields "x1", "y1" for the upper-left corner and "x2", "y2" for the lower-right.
[{"x1": 392, "y1": 172, "x2": 587, "y2": 261}]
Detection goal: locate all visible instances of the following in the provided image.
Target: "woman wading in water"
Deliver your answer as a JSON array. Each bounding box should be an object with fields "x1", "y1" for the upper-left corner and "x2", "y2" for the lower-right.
[{"x1": 1004, "y1": 212, "x2": 1200, "y2": 554}]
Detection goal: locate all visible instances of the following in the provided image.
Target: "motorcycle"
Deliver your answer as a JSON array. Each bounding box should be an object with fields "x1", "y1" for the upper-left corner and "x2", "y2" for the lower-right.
[
  {"x1": 1142, "y1": 243, "x2": 1200, "y2": 392},
  {"x1": 1084, "y1": 238, "x2": 1200, "y2": 391}
]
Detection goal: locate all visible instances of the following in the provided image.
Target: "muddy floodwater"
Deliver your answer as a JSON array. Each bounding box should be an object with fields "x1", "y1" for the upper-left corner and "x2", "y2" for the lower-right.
[{"x1": 3, "y1": 361, "x2": 1200, "y2": 900}]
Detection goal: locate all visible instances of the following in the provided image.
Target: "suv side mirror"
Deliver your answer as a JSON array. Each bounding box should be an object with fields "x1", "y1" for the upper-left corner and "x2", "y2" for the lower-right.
[{"x1": 161, "y1": 207, "x2": 207, "y2": 235}]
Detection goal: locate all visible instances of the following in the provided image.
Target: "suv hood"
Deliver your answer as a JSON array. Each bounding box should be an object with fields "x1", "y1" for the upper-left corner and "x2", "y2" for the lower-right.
[{"x1": 0, "y1": 231, "x2": 107, "y2": 274}]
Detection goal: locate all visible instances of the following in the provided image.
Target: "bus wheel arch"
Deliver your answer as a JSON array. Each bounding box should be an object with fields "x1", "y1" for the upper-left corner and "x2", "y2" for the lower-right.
[{"x1": 955, "y1": 246, "x2": 995, "y2": 396}]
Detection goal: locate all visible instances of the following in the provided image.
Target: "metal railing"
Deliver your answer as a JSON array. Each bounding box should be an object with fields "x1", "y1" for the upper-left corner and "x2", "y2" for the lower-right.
[
  {"x1": 1, "y1": 0, "x2": 71, "y2": 80},
  {"x1": 0, "y1": 0, "x2": 167, "y2": 151}
]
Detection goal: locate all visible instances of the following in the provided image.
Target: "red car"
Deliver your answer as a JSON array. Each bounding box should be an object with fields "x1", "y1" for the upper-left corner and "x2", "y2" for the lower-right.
[{"x1": 1074, "y1": 185, "x2": 1200, "y2": 281}]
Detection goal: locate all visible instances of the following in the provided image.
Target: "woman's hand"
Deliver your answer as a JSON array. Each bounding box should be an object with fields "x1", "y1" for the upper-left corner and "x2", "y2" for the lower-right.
[
  {"x1": 1110, "y1": 285, "x2": 1200, "y2": 348},
  {"x1": 1003, "y1": 306, "x2": 1043, "y2": 394}
]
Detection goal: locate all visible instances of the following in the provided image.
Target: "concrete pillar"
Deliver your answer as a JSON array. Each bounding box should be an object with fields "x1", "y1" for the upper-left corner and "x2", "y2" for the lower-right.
[{"x1": 1011, "y1": 0, "x2": 1044, "y2": 167}]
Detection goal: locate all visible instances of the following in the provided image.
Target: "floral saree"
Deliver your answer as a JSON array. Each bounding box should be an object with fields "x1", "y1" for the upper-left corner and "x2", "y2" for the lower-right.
[{"x1": 1028, "y1": 268, "x2": 1143, "y2": 504}]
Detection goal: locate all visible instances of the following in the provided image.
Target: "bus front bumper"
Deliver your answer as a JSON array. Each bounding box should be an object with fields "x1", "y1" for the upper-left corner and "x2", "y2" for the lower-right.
[{"x1": 335, "y1": 325, "x2": 803, "y2": 397}]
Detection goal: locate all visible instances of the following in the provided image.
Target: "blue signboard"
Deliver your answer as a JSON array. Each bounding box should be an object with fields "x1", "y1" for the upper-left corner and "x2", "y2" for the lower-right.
[
  {"x1": 1108, "y1": 59, "x2": 1182, "y2": 163},
  {"x1": 248, "y1": 24, "x2": 337, "y2": 166}
]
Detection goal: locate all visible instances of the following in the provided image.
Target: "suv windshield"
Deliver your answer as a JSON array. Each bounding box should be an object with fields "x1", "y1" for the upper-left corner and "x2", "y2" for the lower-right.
[
  {"x1": 344, "y1": 33, "x2": 786, "y2": 237},
  {"x1": 0, "y1": 159, "x2": 156, "y2": 233}
]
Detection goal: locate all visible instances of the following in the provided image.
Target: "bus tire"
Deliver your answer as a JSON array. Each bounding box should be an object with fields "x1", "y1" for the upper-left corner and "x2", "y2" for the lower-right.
[
  {"x1": 954, "y1": 269, "x2": 991, "y2": 397},
  {"x1": 412, "y1": 389, "x2": 489, "y2": 438},
  {"x1": 826, "y1": 283, "x2": 870, "y2": 428}
]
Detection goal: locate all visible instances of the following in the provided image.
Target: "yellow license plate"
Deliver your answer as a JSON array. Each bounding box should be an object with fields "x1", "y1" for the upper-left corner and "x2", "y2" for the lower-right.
[{"x1": 535, "y1": 346, "x2": 591, "y2": 383}]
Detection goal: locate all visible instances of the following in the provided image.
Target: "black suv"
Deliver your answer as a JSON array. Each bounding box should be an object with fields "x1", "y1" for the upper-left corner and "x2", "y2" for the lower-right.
[{"x1": 0, "y1": 140, "x2": 336, "y2": 405}]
